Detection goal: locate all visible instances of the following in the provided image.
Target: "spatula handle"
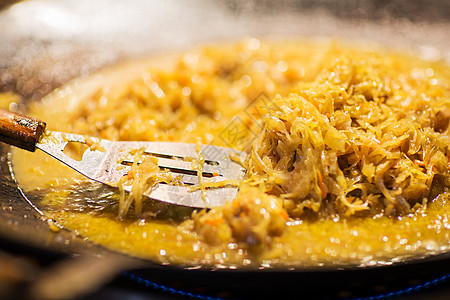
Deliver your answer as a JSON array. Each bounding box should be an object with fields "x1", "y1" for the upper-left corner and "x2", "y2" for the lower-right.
[{"x1": 0, "y1": 109, "x2": 46, "y2": 152}]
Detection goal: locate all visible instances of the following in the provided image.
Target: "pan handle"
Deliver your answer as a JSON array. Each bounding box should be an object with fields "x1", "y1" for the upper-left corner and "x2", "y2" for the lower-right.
[{"x1": 0, "y1": 109, "x2": 46, "y2": 152}]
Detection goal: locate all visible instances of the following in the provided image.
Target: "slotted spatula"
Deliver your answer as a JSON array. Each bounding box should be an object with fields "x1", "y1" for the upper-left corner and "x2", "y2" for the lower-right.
[{"x1": 0, "y1": 109, "x2": 246, "y2": 208}]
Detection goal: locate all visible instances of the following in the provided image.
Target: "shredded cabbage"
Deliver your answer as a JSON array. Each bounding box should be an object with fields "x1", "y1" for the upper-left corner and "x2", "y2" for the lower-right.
[{"x1": 243, "y1": 56, "x2": 450, "y2": 218}]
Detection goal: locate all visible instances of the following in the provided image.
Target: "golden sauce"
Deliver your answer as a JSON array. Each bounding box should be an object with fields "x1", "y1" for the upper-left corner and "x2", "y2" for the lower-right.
[{"x1": 11, "y1": 39, "x2": 450, "y2": 267}]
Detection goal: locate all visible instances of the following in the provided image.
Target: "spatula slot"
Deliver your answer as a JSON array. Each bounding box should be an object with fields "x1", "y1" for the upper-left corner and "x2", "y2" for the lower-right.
[
  {"x1": 144, "y1": 151, "x2": 220, "y2": 166},
  {"x1": 119, "y1": 160, "x2": 218, "y2": 178},
  {"x1": 159, "y1": 167, "x2": 216, "y2": 178}
]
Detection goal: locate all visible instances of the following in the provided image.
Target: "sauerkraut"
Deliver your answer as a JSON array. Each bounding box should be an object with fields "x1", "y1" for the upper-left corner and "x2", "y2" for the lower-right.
[{"x1": 244, "y1": 56, "x2": 450, "y2": 218}]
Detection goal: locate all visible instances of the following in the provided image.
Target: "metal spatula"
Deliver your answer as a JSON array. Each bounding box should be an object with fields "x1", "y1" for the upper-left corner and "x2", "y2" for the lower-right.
[{"x1": 0, "y1": 109, "x2": 246, "y2": 208}]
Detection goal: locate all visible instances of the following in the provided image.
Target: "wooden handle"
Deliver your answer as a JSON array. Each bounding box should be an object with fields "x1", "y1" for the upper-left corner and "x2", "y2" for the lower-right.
[{"x1": 0, "y1": 109, "x2": 46, "y2": 152}]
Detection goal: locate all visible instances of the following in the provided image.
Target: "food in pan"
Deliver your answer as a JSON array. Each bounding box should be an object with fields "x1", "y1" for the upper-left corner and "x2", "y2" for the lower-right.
[{"x1": 11, "y1": 39, "x2": 450, "y2": 267}]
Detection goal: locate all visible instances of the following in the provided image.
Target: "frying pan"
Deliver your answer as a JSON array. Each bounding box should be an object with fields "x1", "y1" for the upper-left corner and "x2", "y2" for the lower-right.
[{"x1": 1, "y1": 0, "x2": 450, "y2": 299}]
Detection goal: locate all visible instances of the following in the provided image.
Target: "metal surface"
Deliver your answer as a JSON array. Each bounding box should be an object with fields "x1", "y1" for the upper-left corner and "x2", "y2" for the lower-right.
[
  {"x1": 36, "y1": 131, "x2": 245, "y2": 208},
  {"x1": 1, "y1": 0, "x2": 450, "y2": 299}
]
